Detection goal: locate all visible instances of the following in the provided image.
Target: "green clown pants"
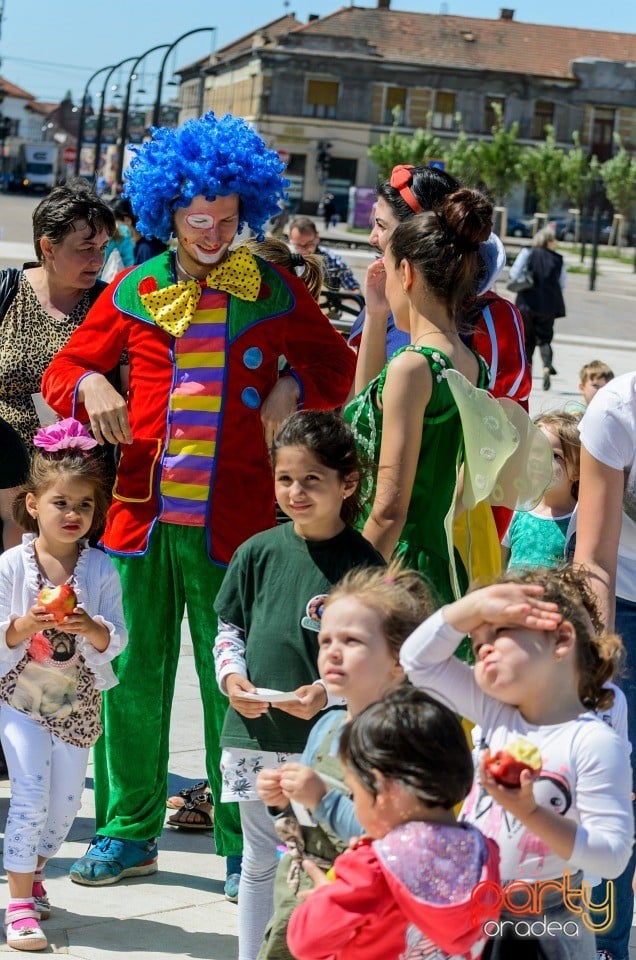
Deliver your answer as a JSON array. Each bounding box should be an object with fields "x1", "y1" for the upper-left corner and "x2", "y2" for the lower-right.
[{"x1": 93, "y1": 523, "x2": 242, "y2": 857}]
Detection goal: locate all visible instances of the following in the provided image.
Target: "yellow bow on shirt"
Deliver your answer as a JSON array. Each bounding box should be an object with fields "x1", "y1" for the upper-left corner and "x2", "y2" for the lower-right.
[{"x1": 140, "y1": 247, "x2": 262, "y2": 337}]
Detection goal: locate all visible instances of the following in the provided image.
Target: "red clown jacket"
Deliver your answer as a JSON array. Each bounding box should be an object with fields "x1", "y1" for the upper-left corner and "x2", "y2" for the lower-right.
[{"x1": 42, "y1": 251, "x2": 356, "y2": 566}]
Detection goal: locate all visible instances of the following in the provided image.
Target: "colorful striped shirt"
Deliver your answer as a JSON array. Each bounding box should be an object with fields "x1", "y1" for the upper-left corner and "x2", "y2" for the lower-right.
[{"x1": 158, "y1": 287, "x2": 227, "y2": 526}]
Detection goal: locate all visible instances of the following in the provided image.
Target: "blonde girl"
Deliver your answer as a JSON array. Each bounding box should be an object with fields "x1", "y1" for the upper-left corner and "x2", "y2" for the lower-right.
[
  {"x1": 502, "y1": 411, "x2": 581, "y2": 569},
  {"x1": 255, "y1": 563, "x2": 436, "y2": 959}
]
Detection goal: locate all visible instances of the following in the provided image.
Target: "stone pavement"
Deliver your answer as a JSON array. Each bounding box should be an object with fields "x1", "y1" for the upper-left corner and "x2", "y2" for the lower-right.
[{"x1": 0, "y1": 229, "x2": 635, "y2": 958}]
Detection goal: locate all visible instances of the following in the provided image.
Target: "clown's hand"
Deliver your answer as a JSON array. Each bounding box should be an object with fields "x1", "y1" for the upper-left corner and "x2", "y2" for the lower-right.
[
  {"x1": 79, "y1": 374, "x2": 132, "y2": 446},
  {"x1": 261, "y1": 376, "x2": 300, "y2": 447}
]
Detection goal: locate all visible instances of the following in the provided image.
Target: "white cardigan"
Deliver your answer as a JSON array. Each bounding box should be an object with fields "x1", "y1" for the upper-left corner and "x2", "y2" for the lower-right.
[{"x1": 0, "y1": 534, "x2": 127, "y2": 690}]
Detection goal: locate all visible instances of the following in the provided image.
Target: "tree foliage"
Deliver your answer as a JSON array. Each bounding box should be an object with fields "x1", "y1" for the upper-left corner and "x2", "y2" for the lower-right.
[
  {"x1": 600, "y1": 137, "x2": 636, "y2": 218},
  {"x1": 561, "y1": 132, "x2": 597, "y2": 212},
  {"x1": 368, "y1": 109, "x2": 441, "y2": 180},
  {"x1": 520, "y1": 125, "x2": 565, "y2": 214},
  {"x1": 471, "y1": 102, "x2": 523, "y2": 205}
]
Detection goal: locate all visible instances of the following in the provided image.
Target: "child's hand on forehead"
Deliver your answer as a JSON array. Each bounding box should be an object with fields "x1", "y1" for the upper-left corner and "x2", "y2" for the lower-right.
[{"x1": 444, "y1": 583, "x2": 562, "y2": 636}]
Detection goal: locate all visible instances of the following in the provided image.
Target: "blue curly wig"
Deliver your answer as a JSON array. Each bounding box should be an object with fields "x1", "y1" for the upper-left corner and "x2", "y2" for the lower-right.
[{"x1": 124, "y1": 112, "x2": 288, "y2": 242}]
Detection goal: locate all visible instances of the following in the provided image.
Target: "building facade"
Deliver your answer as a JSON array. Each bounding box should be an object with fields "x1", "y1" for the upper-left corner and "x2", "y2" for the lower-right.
[{"x1": 176, "y1": 2, "x2": 636, "y2": 215}]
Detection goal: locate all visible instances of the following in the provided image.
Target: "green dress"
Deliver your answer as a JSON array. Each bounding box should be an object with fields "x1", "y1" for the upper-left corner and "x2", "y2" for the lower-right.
[{"x1": 345, "y1": 344, "x2": 488, "y2": 606}]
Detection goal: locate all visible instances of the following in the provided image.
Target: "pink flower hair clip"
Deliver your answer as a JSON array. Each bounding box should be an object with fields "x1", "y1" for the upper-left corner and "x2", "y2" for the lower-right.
[{"x1": 33, "y1": 418, "x2": 98, "y2": 454}]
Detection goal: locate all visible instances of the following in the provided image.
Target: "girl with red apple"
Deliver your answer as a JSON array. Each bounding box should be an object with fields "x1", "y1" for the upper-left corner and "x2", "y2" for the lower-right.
[
  {"x1": 400, "y1": 566, "x2": 633, "y2": 959},
  {"x1": 0, "y1": 419, "x2": 127, "y2": 952}
]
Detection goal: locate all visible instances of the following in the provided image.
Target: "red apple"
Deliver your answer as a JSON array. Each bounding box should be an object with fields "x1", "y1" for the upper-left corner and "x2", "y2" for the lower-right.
[
  {"x1": 37, "y1": 584, "x2": 77, "y2": 624},
  {"x1": 485, "y1": 738, "x2": 542, "y2": 788}
]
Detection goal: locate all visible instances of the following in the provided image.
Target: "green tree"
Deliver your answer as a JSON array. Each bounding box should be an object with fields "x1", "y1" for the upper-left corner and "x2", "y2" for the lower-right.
[
  {"x1": 520, "y1": 125, "x2": 566, "y2": 215},
  {"x1": 409, "y1": 126, "x2": 443, "y2": 168},
  {"x1": 472, "y1": 102, "x2": 523, "y2": 206},
  {"x1": 368, "y1": 107, "x2": 441, "y2": 180},
  {"x1": 562, "y1": 132, "x2": 597, "y2": 213},
  {"x1": 368, "y1": 128, "x2": 413, "y2": 180},
  {"x1": 446, "y1": 126, "x2": 480, "y2": 187},
  {"x1": 600, "y1": 137, "x2": 636, "y2": 247}
]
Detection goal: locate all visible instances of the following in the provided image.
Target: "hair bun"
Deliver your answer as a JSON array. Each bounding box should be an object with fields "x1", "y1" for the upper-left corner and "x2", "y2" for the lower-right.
[{"x1": 441, "y1": 188, "x2": 493, "y2": 247}]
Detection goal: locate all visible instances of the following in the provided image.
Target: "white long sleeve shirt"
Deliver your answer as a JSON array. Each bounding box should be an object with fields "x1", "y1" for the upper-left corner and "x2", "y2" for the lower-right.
[
  {"x1": 400, "y1": 608, "x2": 633, "y2": 883},
  {"x1": 0, "y1": 534, "x2": 127, "y2": 690}
]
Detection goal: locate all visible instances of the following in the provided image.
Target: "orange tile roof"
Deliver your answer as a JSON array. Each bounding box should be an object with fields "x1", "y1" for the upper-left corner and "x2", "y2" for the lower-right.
[
  {"x1": 216, "y1": 14, "x2": 302, "y2": 59},
  {"x1": 0, "y1": 76, "x2": 36, "y2": 100},
  {"x1": 291, "y1": 6, "x2": 636, "y2": 79}
]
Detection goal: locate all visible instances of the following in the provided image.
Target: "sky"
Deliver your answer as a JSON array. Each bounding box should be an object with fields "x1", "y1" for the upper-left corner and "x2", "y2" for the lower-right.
[{"x1": 1, "y1": 0, "x2": 635, "y2": 105}]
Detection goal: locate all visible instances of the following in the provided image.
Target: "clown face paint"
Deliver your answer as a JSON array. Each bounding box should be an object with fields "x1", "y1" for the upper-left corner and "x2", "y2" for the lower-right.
[{"x1": 174, "y1": 195, "x2": 240, "y2": 273}]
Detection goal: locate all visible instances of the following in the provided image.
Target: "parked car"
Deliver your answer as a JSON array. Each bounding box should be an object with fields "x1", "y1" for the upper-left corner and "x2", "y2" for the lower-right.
[
  {"x1": 552, "y1": 215, "x2": 614, "y2": 244},
  {"x1": 506, "y1": 217, "x2": 532, "y2": 238}
]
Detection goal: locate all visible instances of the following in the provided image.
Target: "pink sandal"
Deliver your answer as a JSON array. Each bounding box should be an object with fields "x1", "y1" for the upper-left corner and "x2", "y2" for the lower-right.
[{"x1": 5, "y1": 902, "x2": 47, "y2": 951}]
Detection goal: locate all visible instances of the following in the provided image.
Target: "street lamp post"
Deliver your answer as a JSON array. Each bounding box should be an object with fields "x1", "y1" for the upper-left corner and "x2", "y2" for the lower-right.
[
  {"x1": 116, "y1": 43, "x2": 170, "y2": 187},
  {"x1": 93, "y1": 56, "x2": 138, "y2": 183},
  {"x1": 152, "y1": 27, "x2": 216, "y2": 129},
  {"x1": 75, "y1": 64, "x2": 115, "y2": 177}
]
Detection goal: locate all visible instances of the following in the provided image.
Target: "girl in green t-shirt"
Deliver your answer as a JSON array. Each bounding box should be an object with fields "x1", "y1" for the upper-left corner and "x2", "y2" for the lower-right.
[{"x1": 213, "y1": 410, "x2": 384, "y2": 960}]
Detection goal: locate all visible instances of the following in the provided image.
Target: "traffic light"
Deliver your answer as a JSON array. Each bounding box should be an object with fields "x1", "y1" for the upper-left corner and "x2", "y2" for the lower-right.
[{"x1": 316, "y1": 141, "x2": 332, "y2": 182}]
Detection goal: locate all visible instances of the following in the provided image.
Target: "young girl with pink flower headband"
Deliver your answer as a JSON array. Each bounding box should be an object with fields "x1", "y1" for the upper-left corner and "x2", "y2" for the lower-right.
[{"x1": 0, "y1": 419, "x2": 127, "y2": 952}]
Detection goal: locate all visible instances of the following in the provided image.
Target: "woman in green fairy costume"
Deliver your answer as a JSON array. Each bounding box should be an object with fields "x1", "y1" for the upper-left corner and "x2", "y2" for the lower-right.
[{"x1": 345, "y1": 187, "x2": 493, "y2": 609}]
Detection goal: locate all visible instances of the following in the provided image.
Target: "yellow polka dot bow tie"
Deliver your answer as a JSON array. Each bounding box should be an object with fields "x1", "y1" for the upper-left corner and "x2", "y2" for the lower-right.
[{"x1": 139, "y1": 247, "x2": 262, "y2": 338}]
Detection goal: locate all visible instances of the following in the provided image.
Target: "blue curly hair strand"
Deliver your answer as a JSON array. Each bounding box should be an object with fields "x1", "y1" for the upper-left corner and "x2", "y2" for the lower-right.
[{"x1": 124, "y1": 112, "x2": 288, "y2": 242}]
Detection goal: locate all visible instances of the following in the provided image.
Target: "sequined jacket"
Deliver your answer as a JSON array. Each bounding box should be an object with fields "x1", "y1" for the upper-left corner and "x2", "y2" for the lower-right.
[{"x1": 288, "y1": 823, "x2": 500, "y2": 960}]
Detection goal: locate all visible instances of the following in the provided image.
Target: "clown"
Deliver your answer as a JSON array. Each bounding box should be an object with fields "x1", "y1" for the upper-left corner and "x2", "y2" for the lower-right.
[{"x1": 42, "y1": 112, "x2": 355, "y2": 893}]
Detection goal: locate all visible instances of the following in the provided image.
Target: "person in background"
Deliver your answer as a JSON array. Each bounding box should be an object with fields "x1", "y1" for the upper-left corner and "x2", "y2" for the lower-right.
[
  {"x1": 0, "y1": 180, "x2": 115, "y2": 448},
  {"x1": 320, "y1": 194, "x2": 337, "y2": 231},
  {"x1": 565, "y1": 360, "x2": 615, "y2": 416},
  {"x1": 288, "y1": 217, "x2": 360, "y2": 294},
  {"x1": 509, "y1": 226, "x2": 566, "y2": 391},
  {"x1": 111, "y1": 198, "x2": 167, "y2": 265},
  {"x1": 99, "y1": 205, "x2": 135, "y2": 281},
  {"x1": 579, "y1": 359, "x2": 614, "y2": 407},
  {"x1": 42, "y1": 112, "x2": 356, "y2": 899},
  {"x1": 502, "y1": 411, "x2": 580, "y2": 570}
]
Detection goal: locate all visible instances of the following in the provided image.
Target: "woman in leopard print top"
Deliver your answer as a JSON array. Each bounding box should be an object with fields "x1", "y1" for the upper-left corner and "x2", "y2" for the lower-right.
[{"x1": 0, "y1": 180, "x2": 114, "y2": 448}]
